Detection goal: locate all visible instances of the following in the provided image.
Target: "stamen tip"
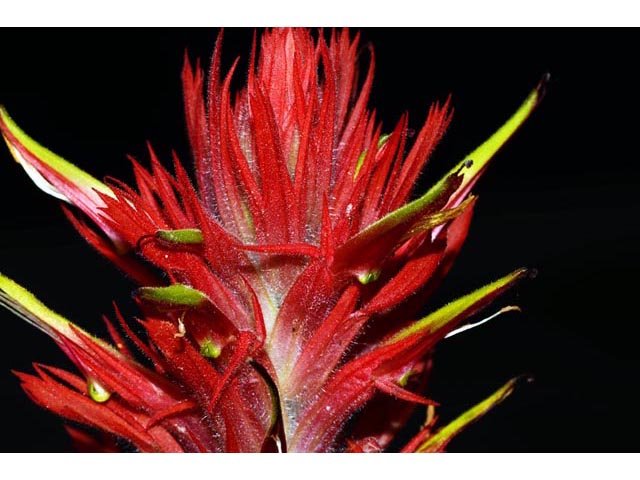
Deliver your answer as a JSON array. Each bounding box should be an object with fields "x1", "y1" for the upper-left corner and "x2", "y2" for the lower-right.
[
  {"x1": 535, "y1": 73, "x2": 551, "y2": 102},
  {"x1": 501, "y1": 305, "x2": 522, "y2": 314}
]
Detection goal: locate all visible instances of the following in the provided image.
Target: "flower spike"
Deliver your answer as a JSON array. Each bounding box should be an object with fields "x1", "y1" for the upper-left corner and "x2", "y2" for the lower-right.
[{"x1": 1, "y1": 29, "x2": 542, "y2": 452}]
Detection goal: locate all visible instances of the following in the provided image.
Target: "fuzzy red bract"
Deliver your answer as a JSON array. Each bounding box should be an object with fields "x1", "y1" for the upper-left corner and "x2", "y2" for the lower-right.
[{"x1": 0, "y1": 28, "x2": 542, "y2": 452}]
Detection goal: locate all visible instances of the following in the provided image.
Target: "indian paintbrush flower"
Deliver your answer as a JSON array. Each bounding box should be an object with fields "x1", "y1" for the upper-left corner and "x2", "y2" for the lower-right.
[{"x1": 0, "y1": 28, "x2": 542, "y2": 452}]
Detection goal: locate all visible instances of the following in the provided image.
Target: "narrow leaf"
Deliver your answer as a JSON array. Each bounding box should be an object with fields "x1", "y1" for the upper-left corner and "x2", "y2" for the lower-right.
[
  {"x1": 386, "y1": 268, "x2": 529, "y2": 345},
  {"x1": 429, "y1": 76, "x2": 547, "y2": 212},
  {"x1": 0, "y1": 107, "x2": 126, "y2": 248},
  {"x1": 0, "y1": 272, "x2": 98, "y2": 344},
  {"x1": 0, "y1": 107, "x2": 113, "y2": 201},
  {"x1": 415, "y1": 376, "x2": 530, "y2": 452}
]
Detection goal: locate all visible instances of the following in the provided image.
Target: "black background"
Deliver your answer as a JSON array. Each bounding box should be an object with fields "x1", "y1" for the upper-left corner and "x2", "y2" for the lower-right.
[{"x1": 0, "y1": 29, "x2": 637, "y2": 452}]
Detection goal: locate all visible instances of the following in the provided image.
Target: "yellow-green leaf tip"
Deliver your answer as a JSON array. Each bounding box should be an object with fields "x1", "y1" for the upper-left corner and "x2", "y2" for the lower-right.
[
  {"x1": 455, "y1": 76, "x2": 547, "y2": 188},
  {"x1": 0, "y1": 271, "x2": 74, "y2": 339},
  {"x1": 417, "y1": 376, "x2": 532, "y2": 452},
  {"x1": 0, "y1": 106, "x2": 113, "y2": 200},
  {"x1": 388, "y1": 268, "x2": 529, "y2": 344},
  {"x1": 0, "y1": 272, "x2": 109, "y2": 347}
]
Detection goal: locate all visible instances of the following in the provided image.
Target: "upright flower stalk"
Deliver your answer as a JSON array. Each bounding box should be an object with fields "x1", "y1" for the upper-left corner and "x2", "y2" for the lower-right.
[{"x1": 0, "y1": 29, "x2": 542, "y2": 452}]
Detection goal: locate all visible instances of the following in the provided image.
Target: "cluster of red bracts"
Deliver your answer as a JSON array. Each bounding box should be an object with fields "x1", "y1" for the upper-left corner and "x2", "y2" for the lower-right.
[{"x1": 0, "y1": 28, "x2": 542, "y2": 452}]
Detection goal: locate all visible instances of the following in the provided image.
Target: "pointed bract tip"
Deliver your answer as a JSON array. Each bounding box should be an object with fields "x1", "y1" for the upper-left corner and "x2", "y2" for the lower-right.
[
  {"x1": 0, "y1": 106, "x2": 130, "y2": 251},
  {"x1": 0, "y1": 272, "x2": 112, "y2": 356},
  {"x1": 0, "y1": 105, "x2": 10, "y2": 125},
  {"x1": 436, "y1": 79, "x2": 545, "y2": 212},
  {"x1": 414, "y1": 376, "x2": 528, "y2": 452},
  {"x1": 0, "y1": 106, "x2": 113, "y2": 198},
  {"x1": 0, "y1": 272, "x2": 74, "y2": 340}
]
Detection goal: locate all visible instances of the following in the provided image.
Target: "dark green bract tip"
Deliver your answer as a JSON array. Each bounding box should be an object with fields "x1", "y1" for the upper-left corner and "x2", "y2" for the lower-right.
[{"x1": 136, "y1": 284, "x2": 209, "y2": 307}]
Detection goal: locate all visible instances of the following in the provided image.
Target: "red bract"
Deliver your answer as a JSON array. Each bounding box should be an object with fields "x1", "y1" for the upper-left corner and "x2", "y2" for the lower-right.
[{"x1": 0, "y1": 28, "x2": 543, "y2": 452}]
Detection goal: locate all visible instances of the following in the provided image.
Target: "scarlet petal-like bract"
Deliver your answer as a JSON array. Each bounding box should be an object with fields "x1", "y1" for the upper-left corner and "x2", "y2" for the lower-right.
[{"x1": 0, "y1": 29, "x2": 542, "y2": 452}]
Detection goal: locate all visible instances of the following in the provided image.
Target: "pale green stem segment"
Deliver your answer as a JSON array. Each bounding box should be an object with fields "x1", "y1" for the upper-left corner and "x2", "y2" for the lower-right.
[
  {"x1": 0, "y1": 272, "x2": 107, "y2": 347},
  {"x1": 416, "y1": 377, "x2": 526, "y2": 452},
  {"x1": 136, "y1": 284, "x2": 209, "y2": 307},
  {"x1": 386, "y1": 268, "x2": 528, "y2": 345},
  {"x1": 0, "y1": 106, "x2": 114, "y2": 202},
  {"x1": 155, "y1": 229, "x2": 204, "y2": 245}
]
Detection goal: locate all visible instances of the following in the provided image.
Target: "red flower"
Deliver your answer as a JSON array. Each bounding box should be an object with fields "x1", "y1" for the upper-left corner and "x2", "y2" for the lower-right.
[{"x1": 0, "y1": 28, "x2": 543, "y2": 452}]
